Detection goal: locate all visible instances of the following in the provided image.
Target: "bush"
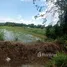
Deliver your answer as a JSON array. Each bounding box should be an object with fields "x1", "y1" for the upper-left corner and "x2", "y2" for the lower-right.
[
  {"x1": 62, "y1": 34, "x2": 67, "y2": 40},
  {"x1": 46, "y1": 53, "x2": 67, "y2": 67},
  {"x1": 55, "y1": 37, "x2": 65, "y2": 44},
  {"x1": 52, "y1": 53, "x2": 67, "y2": 67}
]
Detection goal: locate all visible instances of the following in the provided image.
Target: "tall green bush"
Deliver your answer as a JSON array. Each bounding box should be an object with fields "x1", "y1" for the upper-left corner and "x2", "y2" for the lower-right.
[{"x1": 46, "y1": 53, "x2": 67, "y2": 67}]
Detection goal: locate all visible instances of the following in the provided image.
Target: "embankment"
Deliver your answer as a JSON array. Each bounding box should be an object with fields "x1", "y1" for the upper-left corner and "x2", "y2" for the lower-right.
[{"x1": 0, "y1": 41, "x2": 66, "y2": 66}]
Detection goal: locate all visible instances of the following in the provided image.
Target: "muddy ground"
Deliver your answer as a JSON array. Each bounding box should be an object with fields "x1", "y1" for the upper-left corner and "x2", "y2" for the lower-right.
[{"x1": 0, "y1": 41, "x2": 66, "y2": 67}]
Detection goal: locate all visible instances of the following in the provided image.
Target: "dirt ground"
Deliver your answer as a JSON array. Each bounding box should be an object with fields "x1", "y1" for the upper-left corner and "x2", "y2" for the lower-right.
[{"x1": 0, "y1": 41, "x2": 66, "y2": 67}]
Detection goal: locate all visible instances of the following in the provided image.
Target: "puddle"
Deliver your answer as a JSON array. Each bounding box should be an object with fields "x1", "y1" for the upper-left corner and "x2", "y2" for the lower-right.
[{"x1": 0, "y1": 29, "x2": 41, "y2": 43}]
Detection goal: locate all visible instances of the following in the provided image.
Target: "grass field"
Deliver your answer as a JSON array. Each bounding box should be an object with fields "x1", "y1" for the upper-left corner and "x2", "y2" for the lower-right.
[{"x1": 0, "y1": 26, "x2": 46, "y2": 40}]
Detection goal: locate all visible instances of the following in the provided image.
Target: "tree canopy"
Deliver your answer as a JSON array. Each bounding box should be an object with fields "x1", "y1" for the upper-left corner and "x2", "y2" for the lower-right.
[{"x1": 33, "y1": 0, "x2": 67, "y2": 39}]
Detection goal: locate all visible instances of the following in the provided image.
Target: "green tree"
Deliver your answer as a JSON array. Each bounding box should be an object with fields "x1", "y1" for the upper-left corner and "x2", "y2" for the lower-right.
[{"x1": 33, "y1": 0, "x2": 67, "y2": 39}]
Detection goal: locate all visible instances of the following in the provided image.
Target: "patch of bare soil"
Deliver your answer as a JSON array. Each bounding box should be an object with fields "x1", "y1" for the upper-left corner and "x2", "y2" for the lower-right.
[{"x1": 0, "y1": 41, "x2": 66, "y2": 67}]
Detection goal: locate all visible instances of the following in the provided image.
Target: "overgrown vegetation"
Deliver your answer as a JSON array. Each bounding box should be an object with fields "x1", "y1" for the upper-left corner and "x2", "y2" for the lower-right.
[
  {"x1": 0, "y1": 0, "x2": 67, "y2": 66},
  {"x1": 0, "y1": 26, "x2": 45, "y2": 40},
  {"x1": 46, "y1": 53, "x2": 67, "y2": 67},
  {"x1": 45, "y1": 0, "x2": 67, "y2": 40},
  {"x1": 0, "y1": 32, "x2": 4, "y2": 41},
  {"x1": 33, "y1": 0, "x2": 67, "y2": 67}
]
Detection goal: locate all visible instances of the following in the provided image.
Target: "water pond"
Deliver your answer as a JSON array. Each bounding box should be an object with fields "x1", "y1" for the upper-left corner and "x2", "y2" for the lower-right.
[{"x1": 0, "y1": 29, "x2": 41, "y2": 43}]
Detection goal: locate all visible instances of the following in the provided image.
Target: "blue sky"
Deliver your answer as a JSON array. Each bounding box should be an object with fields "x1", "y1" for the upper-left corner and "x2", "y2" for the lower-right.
[
  {"x1": 0, "y1": 0, "x2": 58, "y2": 25},
  {"x1": 0, "y1": 0, "x2": 46, "y2": 25}
]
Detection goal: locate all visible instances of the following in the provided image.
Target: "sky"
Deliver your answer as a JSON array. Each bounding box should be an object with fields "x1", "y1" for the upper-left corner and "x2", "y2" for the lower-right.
[{"x1": 0, "y1": 0, "x2": 58, "y2": 26}]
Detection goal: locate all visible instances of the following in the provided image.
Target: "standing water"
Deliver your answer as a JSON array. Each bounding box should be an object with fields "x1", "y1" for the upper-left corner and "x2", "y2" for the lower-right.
[
  {"x1": 0, "y1": 29, "x2": 41, "y2": 43},
  {"x1": 0, "y1": 29, "x2": 44, "y2": 67}
]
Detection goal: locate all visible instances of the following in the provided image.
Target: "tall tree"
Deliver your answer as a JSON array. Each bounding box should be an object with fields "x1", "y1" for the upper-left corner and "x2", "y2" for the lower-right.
[{"x1": 33, "y1": 0, "x2": 67, "y2": 39}]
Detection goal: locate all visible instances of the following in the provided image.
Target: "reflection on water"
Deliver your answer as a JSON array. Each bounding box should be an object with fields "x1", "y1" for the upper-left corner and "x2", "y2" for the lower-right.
[
  {"x1": 4, "y1": 29, "x2": 15, "y2": 41},
  {"x1": 0, "y1": 29, "x2": 41, "y2": 43}
]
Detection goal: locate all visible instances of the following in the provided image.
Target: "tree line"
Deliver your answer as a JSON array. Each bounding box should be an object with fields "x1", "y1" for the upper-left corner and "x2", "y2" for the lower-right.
[{"x1": 0, "y1": 22, "x2": 45, "y2": 29}]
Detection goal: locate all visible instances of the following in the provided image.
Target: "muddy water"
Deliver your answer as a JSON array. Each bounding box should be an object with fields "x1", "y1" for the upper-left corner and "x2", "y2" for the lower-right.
[{"x1": 0, "y1": 29, "x2": 40, "y2": 43}]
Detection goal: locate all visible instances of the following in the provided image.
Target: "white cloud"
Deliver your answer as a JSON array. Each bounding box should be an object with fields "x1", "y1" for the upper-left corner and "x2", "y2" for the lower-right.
[
  {"x1": 0, "y1": 16, "x2": 42, "y2": 25},
  {"x1": 35, "y1": 0, "x2": 59, "y2": 25},
  {"x1": 0, "y1": 17, "x2": 21, "y2": 23},
  {"x1": 20, "y1": 19, "x2": 42, "y2": 25},
  {"x1": 0, "y1": 17, "x2": 14, "y2": 22},
  {"x1": 20, "y1": 0, "x2": 58, "y2": 25}
]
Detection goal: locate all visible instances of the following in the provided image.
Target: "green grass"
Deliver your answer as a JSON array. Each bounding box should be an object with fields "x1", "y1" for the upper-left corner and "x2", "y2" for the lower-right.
[
  {"x1": 0, "y1": 26, "x2": 46, "y2": 40},
  {"x1": 0, "y1": 31, "x2": 4, "y2": 40},
  {"x1": 46, "y1": 52, "x2": 67, "y2": 67}
]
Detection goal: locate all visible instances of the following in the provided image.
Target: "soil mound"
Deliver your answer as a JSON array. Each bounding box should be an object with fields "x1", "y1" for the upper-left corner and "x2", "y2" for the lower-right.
[{"x1": 0, "y1": 41, "x2": 65, "y2": 65}]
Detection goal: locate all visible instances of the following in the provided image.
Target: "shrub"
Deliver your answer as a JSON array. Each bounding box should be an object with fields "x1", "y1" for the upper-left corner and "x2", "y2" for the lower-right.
[
  {"x1": 52, "y1": 53, "x2": 67, "y2": 67},
  {"x1": 55, "y1": 37, "x2": 65, "y2": 44},
  {"x1": 46, "y1": 53, "x2": 67, "y2": 67}
]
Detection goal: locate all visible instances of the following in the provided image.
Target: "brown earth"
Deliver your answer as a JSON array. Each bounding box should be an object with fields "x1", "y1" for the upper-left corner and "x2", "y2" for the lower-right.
[{"x1": 0, "y1": 41, "x2": 66, "y2": 66}]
